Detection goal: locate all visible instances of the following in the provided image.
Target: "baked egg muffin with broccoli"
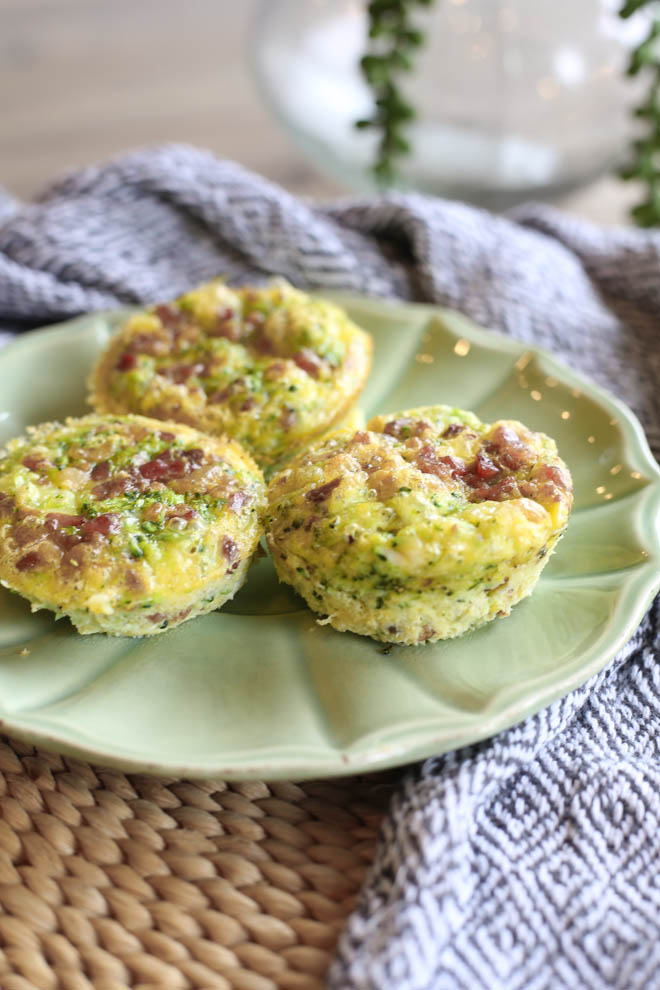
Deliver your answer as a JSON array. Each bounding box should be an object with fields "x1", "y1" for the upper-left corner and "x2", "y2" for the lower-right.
[
  {"x1": 0, "y1": 414, "x2": 265, "y2": 636},
  {"x1": 266, "y1": 404, "x2": 573, "y2": 645},
  {"x1": 89, "y1": 279, "x2": 372, "y2": 476}
]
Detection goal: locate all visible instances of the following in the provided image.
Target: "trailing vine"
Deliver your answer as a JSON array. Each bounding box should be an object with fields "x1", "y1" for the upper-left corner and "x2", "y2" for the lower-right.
[
  {"x1": 619, "y1": 0, "x2": 660, "y2": 226},
  {"x1": 356, "y1": 0, "x2": 435, "y2": 185}
]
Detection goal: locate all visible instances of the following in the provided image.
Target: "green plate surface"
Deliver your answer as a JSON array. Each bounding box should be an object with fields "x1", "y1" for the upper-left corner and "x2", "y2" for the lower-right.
[{"x1": 0, "y1": 294, "x2": 658, "y2": 779}]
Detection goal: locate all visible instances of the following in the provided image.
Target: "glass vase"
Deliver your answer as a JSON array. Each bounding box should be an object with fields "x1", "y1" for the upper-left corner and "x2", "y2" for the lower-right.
[{"x1": 251, "y1": 0, "x2": 644, "y2": 209}]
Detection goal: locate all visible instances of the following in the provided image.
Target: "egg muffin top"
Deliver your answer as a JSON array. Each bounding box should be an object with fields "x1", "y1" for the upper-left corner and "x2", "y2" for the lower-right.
[
  {"x1": 89, "y1": 280, "x2": 372, "y2": 474},
  {"x1": 0, "y1": 414, "x2": 265, "y2": 633},
  {"x1": 267, "y1": 405, "x2": 573, "y2": 602}
]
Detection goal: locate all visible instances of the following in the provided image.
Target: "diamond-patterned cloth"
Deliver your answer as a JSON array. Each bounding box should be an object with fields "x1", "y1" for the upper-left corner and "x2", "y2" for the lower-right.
[{"x1": 0, "y1": 146, "x2": 659, "y2": 989}]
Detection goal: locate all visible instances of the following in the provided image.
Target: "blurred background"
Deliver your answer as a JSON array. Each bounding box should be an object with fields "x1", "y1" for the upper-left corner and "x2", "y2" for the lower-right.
[{"x1": 0, "y1": 0, "x2": 647, "y2": 223}]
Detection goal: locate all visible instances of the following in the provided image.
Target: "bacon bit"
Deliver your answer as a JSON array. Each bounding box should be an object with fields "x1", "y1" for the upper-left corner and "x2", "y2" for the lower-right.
[
  {"x1": 537, "y1": 464, "x2": 572, "y2": 492},
  {"x1": 521, "y1": 464, "x2": 572, "y2": 503},
  {"x1": 12, "y1": 518, "x2": 43, "y2": 548},
  {"x1": 56, "y1": 531, "x2": 84, "y2": 552},
  {"x1": 227, "y1": 490, "x2": 249, "y2": 512},
  {"x1": 518, "y1": 481, "x2": 535, "y2": 499},
  {"x1": 149, "y1": 608, "x2": 195, "y2": 625},
  {"x1": 264, "y1": 361, "x2": 286, "y2": 381},
  {"x1": 442, "y1": 454, "x2": 468, "y2": 477},
  {"x1": 16, "y1": 550, "x2": 44, "y2": 572},
  {"x1": 305, "y1": 477, "x2": 342, "y2": 503},
  {"x1": 158, "y1": 431, "x2": 175, "y2": 443},
  {"x1": 280, "y1": 407, "x2": 297, "y2": 431},
  {"x1": 387, "y1": 625, "x2": 397, "y2": 635},
  {"x1": 41, "y1": 511, "x2": 120, "y2": 551},
  {"x1": 419, "y1": 625, "x2": 436, "y2": 642},
  {"x1": 82, "y1": 513, "x2": 121, "y2": 538},
  {"x1": 22, "y1": 454, "x2": 51, "y2": 473},
  {"x1": 486, "y1": 424, "x2": 535, "y2": 471},
  {"x1": 125, "y1": 570, "x2": 145, "y2": 592},
  {"x1": 470, "y1": 451, "x2": 500, "y2": 480},
  {"x1": 293, "y1": 349, "x2": 323, "y2": 379},
  {"x1": 383, "y1": 418, "x2": 431, "y2": 440},
  {"x1": 351, "y1": 431, "x2": 371, "y2": 445},
  {"x1": 117, "y1": 352, "x2": 137, "y2": 372},
  {"x1": 383, "y1": 417, "x2": 413, "y2": 438},
  {"x1": 91, "y1": 460, "x2": 111, "y2": 482},
  {"x1": 139, "y1": 451, "x2": 186, "y2": 482},
  {"x1": 0, "y1": 492, "x2": 13, "y2": 514},
  {"x1": 221, "y1": 536, "x2": 238, "y2": 562},
  {"x1": 208, "y1": 309, "x2": 240, "y2": 340},
  {"x1": 148, "y1": 608, "x2": 191, "y2": 625},
  {"x1": 304, "y1": 514, "x2": 320, "y2": 531},
  {"x1": 154, "y1": 303, "x2": 183, "y2": 329},
  {"x1": 369, "y1": 470, "x2": 399, "y2": 501},
  {"x1": 252, "y1": 333, "x2": 275, "y2": 356},
  {"x1": 208, "y1": 387, "x2": 232, "y2": 404},
  {"x1": 92, "y1": 474, "x2": 139, "y2": 500},
  {"x1": 182, "y1": 448, "x2": 204, "y2": 465},
  {"x1": 442, "y1": 423, "x2": 465, "y2": 438},
  {"x1": 416, "y1": 446, "x2": 466, "y2": 479},
  {"x1": 45, "y1": 513, "x2": 84, "y2": 530},
  {"x1": 167, "y1": 504, "x2": 197, "y2": 521},
  {"x1": 468, "y1": 476, "x2": 520, "y2": 503},
  {"x1": 240, "y1": 398, "x2": 257, "y2": 412}
]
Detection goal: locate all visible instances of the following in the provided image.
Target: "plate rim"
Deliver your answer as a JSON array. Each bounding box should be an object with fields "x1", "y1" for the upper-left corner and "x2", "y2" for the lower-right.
[{"x1": 0, "y1": 294, "x2": 658, "y2": 779}]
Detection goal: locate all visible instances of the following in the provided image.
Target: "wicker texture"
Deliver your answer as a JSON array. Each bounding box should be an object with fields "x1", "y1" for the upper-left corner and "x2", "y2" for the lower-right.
[{"x1": 0, "y1": 738, "x2": 395, "y2": 990}]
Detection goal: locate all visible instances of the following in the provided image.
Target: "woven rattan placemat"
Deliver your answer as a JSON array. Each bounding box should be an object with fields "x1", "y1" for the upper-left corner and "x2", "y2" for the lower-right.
[{"x1": 0, "y1": 737, "x2": 398, "y2": 990}]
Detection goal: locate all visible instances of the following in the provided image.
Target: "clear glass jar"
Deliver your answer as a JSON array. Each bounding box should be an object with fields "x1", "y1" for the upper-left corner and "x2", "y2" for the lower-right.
[{"x1": 251, "y1": 0, "x2": 644, "y2": 208}]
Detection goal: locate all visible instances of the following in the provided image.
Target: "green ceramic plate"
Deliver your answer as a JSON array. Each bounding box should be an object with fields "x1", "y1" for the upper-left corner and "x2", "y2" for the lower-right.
[{"x1": 0, "y1": 295, "x2": 658, "y2": 779}]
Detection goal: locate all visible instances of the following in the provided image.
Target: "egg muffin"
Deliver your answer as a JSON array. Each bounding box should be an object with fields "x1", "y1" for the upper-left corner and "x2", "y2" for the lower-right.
[
  {"x1": 89, "y1": 279, "x2": 373, "y2": 476},
  {"x1": 0, "y1": 414, "x2": 266, "y2": 636},
  {"x1": 266, "y1": 405, "x2": 573, "y2": 645}
]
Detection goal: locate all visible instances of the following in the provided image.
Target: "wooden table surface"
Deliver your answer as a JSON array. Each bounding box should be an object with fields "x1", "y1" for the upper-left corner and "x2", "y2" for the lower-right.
[
  {"x1": 0, "y1": 0, "x2": 641, "y2": 221},
  {"x1": 0, "y1": 0, "x2": 340, "y2": 201}
]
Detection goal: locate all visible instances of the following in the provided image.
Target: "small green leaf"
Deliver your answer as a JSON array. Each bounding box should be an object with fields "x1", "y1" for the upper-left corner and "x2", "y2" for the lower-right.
[
  {"x1": 356, "y1": 0, "x2": 434, "y2": 184},
  {"x1": 617, "y1": 2, "x2": 660, "y2": 225},
  {"x1": 620, "y1": 0, "x2": 652, "y2": 17}
]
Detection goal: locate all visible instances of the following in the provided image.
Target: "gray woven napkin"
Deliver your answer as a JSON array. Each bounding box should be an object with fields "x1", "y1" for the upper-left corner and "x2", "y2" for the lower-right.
[{"x1": 1, "y1": 145, "x2": 659, "y2": 990}]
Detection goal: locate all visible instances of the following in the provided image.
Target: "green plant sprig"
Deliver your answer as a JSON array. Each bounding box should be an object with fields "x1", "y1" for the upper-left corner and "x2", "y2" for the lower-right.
[
  {"x1": 356, "y1": 0, "x2": 435, "y2": 186},
  {"x1": 620, "y1": 0, "x2": 660, "y2": 225}
]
